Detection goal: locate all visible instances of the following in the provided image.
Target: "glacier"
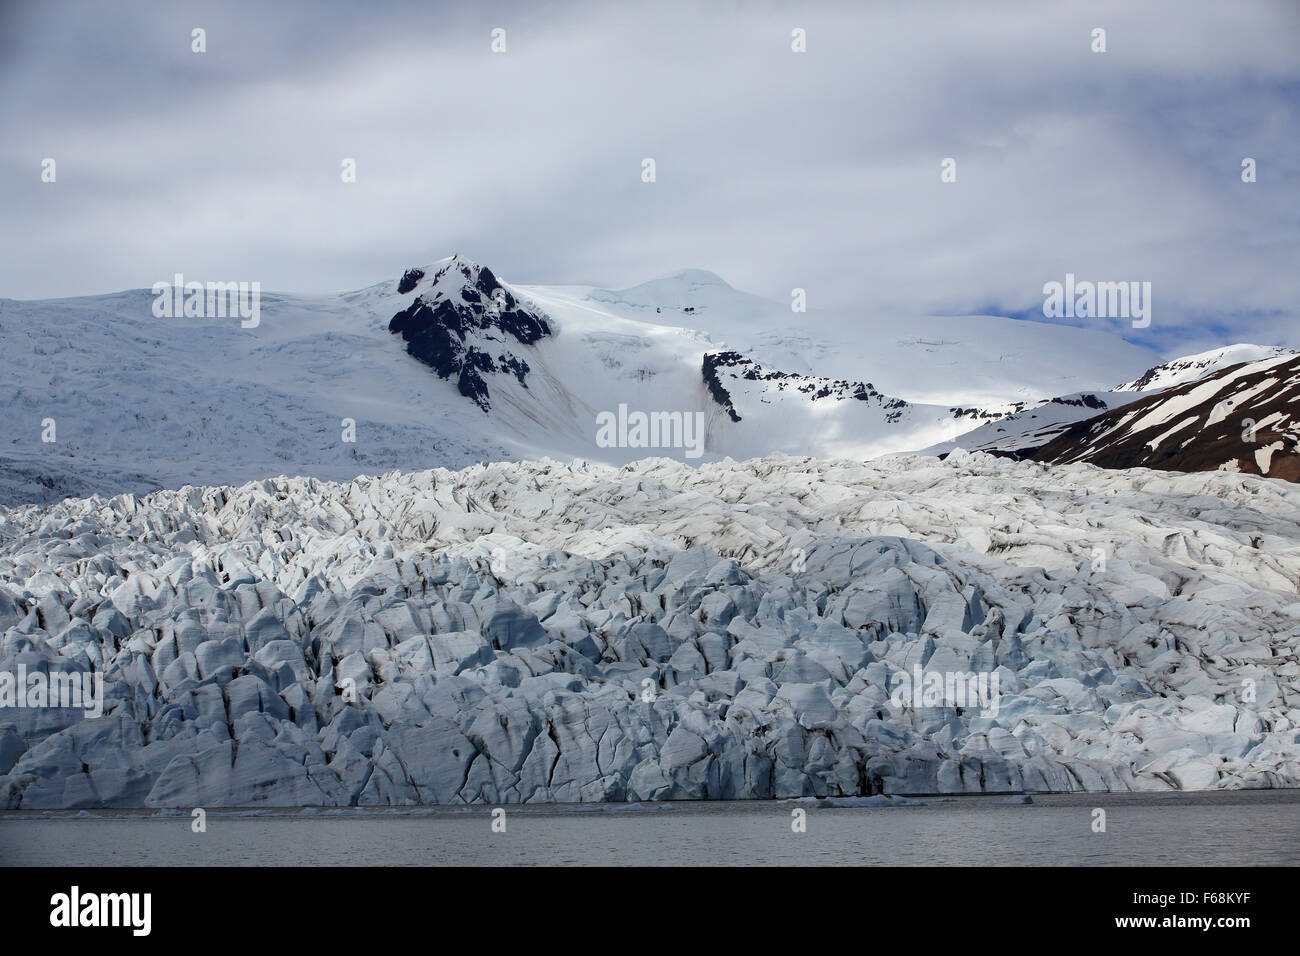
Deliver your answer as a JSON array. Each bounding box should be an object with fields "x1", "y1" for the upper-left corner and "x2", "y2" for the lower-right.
[{"x1": 1, "y1": 450, "x2": 1298, "y2": 808}]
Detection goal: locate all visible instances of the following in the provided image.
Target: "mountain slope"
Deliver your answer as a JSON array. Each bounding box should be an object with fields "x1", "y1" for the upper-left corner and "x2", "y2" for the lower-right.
[
  {"x1": 923, "y1": 391, "x2": 1129, "y2": 458},
  {"x1": 1112, "y1": 344, "x2": 1296, "y2": 394},
  {"x1": 699, "y1": 350, "x2": 984, "y2": 460},
  {"x1": 925, "y1": 344, "x2": 1299, "y2": 461},
  {"x1": 1029, "y1": 353, "x2": 1300, "y2": 480}
]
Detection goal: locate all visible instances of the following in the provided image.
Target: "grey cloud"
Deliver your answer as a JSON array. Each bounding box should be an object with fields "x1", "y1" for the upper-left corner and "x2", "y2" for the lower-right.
[{"x1": 0, "y1": 0, "x2": 1296, "y2": 353}]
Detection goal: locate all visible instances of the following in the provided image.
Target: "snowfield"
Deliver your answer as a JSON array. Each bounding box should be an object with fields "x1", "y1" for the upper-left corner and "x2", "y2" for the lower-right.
[
  {"x1": 2, "y1": 451, "x2": 1298, "y2": 807},
  {"x1": 0, "y1": 256, "x2": 1161, "y2": 505}
]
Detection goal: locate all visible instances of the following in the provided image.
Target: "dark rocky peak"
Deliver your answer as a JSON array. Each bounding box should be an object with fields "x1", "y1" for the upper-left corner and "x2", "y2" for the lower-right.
[{"x1": 388, "y1": 256, "x2": 553, "y2": 412}]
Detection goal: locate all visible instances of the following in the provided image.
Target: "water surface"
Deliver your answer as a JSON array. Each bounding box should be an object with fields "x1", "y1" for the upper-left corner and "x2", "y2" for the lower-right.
[{"x1": 3, "y1": 790, "x2": 1297, "y2": 866}]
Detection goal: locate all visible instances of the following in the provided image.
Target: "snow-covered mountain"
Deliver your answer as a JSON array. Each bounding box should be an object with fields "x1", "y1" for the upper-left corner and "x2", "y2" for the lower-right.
[
  {"x1": 388, "y1": 260, "x2": 553, "y2": 412},
  {"x1": 924, "y1": 345, "x2": 1300, "y2": 463},
  {"x1": 924, "y1": 392, "x2": 1127, "y2": 458},
  {"x1": 925, "y1": 351, "x2": 1300, "y2": 482},
  {"x1": 1030, "y1": 353, "x2": 1300, "y2": 480},
  {"x1": 1112, "y1": 344, "x2": 1296, "y2": 394},
  {"x1": 0, "y1": 255, "x2": 1161, "y2": 505}
]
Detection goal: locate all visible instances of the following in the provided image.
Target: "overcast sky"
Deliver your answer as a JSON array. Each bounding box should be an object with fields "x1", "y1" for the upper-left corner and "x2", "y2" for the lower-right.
[{"x1": 1, "y1": 0, "x2": 1296, "y2": 353}]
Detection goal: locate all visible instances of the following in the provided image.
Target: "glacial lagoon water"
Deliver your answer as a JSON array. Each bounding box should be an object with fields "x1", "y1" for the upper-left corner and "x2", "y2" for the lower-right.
[{"x1": 2, "y1": 790, "x2": 1297, "y2": 866}]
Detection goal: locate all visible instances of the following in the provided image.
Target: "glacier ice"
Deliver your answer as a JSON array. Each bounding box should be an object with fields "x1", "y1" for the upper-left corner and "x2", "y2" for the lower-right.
[{"x1": 1, "y1": 451, "x2": 1298, "y2": 808}]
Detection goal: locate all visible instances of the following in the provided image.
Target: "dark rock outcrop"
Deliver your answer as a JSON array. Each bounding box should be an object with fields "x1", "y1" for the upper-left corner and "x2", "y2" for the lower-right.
[
  {"x1": 703, "y1": 350, "x2": 912, "y2": 425},
  {"x1": 702, "y1": 352, "x2": 744, "y2": 422},
  {"x1": 397, "y1": 268, "x2": 425, "y2": 294},
  {"x1": 388, "y1": 257, "x2": 552, "y2": 413}
]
